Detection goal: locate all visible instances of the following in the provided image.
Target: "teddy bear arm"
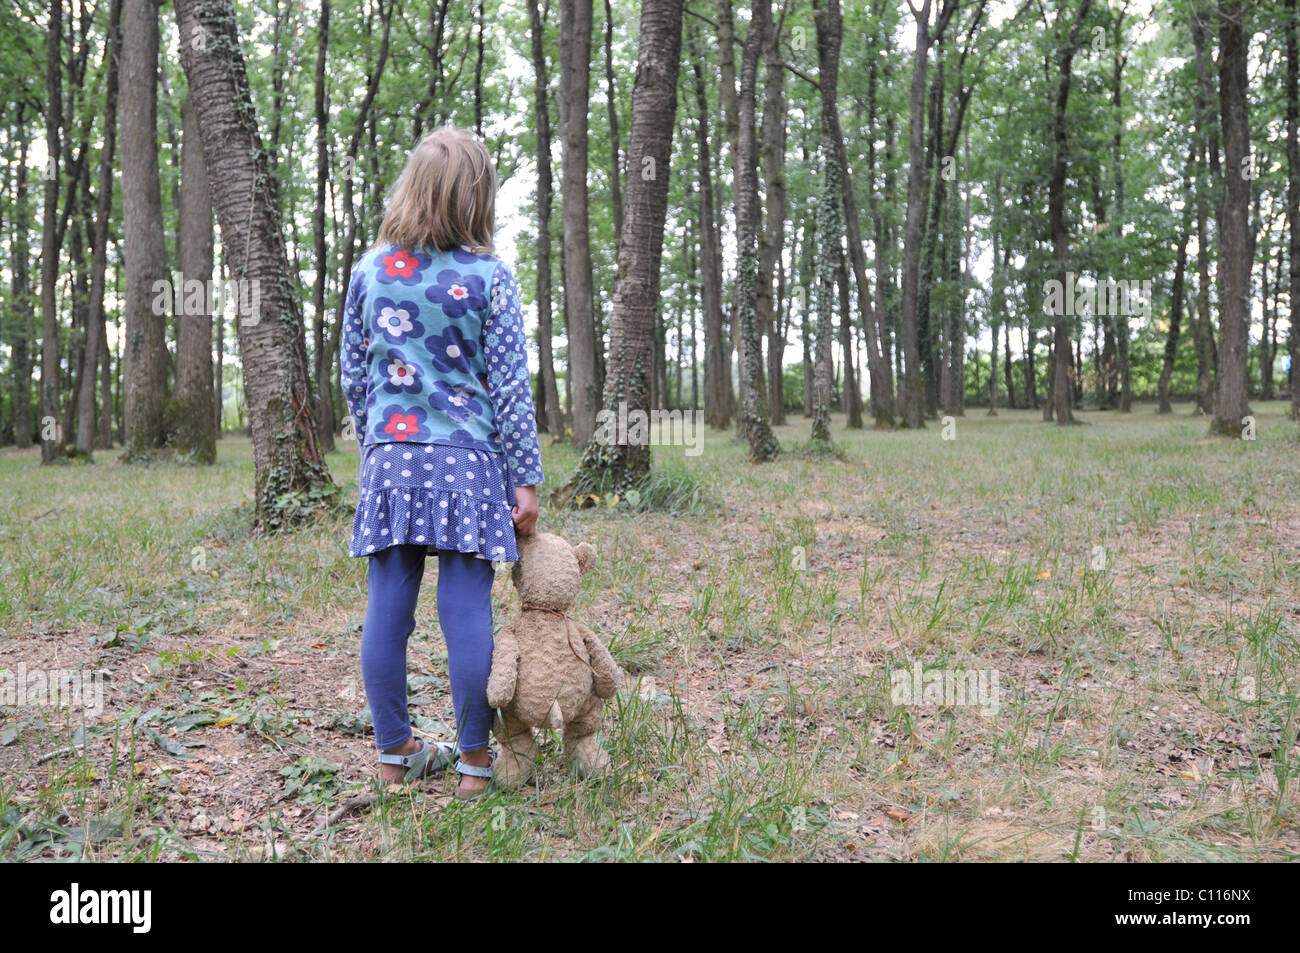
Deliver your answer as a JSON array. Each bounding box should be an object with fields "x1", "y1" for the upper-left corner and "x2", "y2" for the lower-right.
[
  {"x1": 486, "y1": 626, "x2": 521, "y2": 708},
  {"x1": 578, "y1": 624, "x2": 623, "y2": 699}
]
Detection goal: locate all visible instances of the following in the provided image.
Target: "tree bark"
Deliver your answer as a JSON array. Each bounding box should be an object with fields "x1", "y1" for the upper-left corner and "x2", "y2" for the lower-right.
[
  {"x1": 1159, "y1": 192, "x2": 1193, "y2": 414},
  {"x1": 758, "y1": 2, "x2": 788, "y2": 426},
  {"x1": 1191, "y1": 3, "x2": 1220, "y2": 415},
  {"x1": 173, "y1": 92, "x2": 216, "y2": 463},
  {"x1": 736, "y1": 0, "x2": 780, "y2": 460},
  {"x1": 565, "y1": 0, "x2": 685, "y2": 495},
  {"x1": 529, "y1": 0, "x2": 564, "y2": 437},
  {"x1": 76, "y1": 0, "x2": 123, "y2": 457},
  {"x1": 690, "y1": 28, "x2": 731, "y2": 430},
  {"x1": 559, "y1": 0, "x2": 599, "y2": 447},
  {"x1": 1210, "y1": 0, "x2": 1252, "y2": 437},
  {"x1": 174, "y1": 0, "x2": 334, "y2": 528},
  {"x1": 120, "y1": 0, "x2": 170, "y2": 460},
  {"x1": 810, "y1": 0, "x2": 845, "y2": 443},
  {"x1": 9, "y1": 107, "x2": 34, "y2": 448},
  {"x1": 898, "y1": 0, "x2": 955, "y2": 428},
  {"x1": 311, "y1": 0, "x2": 334, "y2": 450},
  {"x1": 1044, "y1": 0, "x2": 1092, "y2": 426},
  {"x1": 38, "y1": 0, "x2": 64, "y2": 461},
  {"x1": 604, "y1": 0, "x2": 624, "y2": 246},
  {"x1": 1287, "y1": 0, "x2": 1300, "y2": 419}
]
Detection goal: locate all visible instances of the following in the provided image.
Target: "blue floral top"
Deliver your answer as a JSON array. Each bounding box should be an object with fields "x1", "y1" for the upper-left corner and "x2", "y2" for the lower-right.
[{"x1": 340, "y1": 243, "x2": 545, "y2": 487}]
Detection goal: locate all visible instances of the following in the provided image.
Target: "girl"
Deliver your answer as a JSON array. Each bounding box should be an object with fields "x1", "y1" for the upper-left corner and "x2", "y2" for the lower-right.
[{"x1": 340, "y1": 127, "x2": 543, "y2": 800}]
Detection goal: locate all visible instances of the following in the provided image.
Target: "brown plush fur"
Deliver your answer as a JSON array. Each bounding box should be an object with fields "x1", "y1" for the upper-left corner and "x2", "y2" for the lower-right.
[{"x1": 486, "y1": 532, "x2": 623, "y2": 787}]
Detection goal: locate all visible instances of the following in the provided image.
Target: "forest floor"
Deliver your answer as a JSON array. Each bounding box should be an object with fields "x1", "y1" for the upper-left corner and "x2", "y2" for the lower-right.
[{"x1": 1, "y1": 401, "x2": 1298, "y2": 861}]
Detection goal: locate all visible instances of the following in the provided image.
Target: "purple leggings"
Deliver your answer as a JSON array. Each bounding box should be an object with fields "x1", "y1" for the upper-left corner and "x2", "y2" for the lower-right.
[{"x1": 361, "y1": 545, "x2": 496, "y2": 752}]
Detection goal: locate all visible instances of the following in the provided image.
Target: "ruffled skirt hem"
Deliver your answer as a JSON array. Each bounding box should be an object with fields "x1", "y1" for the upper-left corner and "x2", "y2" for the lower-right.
[{"x1": 349, "y1": 486, "x2": 518, "y2": 561}]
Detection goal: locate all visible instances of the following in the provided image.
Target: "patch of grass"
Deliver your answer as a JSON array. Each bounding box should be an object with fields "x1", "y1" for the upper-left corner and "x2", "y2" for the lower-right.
[{"x1": 1, "y1": 402, "x2": 1298, "y2": 860}]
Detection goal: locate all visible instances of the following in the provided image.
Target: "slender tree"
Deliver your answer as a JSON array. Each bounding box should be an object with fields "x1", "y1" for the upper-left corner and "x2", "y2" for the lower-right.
[
  {"x1": 810, "y1": 0, "x2": 844, "y2": 444},
  {"x1": 172, "y1": 91, "x2": 216, "y2": 463},
  {"x1": 311, "y1": 0, "x2": 333, "y2": 450},
  {"x1": 1044, "y1": 0, "x2": 1092, "y2": 426},
  {"x1": 1210, "y1": 0, "x2": 1252, "y2": 437},
  {"x1": 560, "y1": 0, "x2": 600, "y2": 447},
  {"x1": 120, "y1": 0, "x2": 170, "y2": 460},
  {"x1": 1287, "y1": 0, "x2": 1300, "y2": 419},
  {"x1": 76, "y1": 0, "x2": 122, "y2": 456},
  {"x1": 690, "y1": 27, "x2": 731, "y2": 429},
  {"x1": 530, "y1": 0, "x2": 564, "y2": 436},
  {"x1": 38, "y1": 0, "x2": 63, "y2": 461},
  {"x1": 735, "y1": 0, "x2": 780, "y2": 460},
  {"x1": 757, "y1": 0, "x2": 788, "y2": 426}
]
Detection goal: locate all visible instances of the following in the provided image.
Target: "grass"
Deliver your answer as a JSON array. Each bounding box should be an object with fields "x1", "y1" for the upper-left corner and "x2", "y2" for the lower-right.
[{"x1": 1, "y1": 400, "x2": 1298, "y2": 861}]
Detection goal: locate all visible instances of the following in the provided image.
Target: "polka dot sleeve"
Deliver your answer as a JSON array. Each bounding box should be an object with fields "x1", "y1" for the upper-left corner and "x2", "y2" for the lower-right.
[
  {"x1": 339, "y1": 267, "x2": 368, "y2": 445},
  {"x1": 484, "y1": 261, "x2": 545, "y2": 486}
]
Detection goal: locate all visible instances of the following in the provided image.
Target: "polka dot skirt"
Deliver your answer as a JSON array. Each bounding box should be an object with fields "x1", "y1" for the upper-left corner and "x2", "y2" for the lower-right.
[{"x1": 349, "y1": 442, "x2": 518, "y2": 561}]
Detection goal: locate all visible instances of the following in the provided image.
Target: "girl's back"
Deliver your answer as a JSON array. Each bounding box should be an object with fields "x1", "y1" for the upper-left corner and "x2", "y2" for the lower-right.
[{"x1": 342, "y1": 242, "x2": 542, "y2": 488}]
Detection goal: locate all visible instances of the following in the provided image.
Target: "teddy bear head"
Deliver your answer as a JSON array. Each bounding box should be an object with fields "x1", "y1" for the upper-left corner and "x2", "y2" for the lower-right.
[{"x1": 510, "y1": 532, "x2": 596, "y2": 612}]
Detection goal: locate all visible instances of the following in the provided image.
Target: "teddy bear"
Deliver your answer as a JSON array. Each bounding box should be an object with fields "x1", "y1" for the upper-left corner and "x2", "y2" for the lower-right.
[{"x1": 486, "y1": 532, "x2": 623, "y2": 787}]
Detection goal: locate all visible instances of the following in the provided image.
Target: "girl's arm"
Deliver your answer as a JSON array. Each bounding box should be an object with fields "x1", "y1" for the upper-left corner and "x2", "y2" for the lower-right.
[
  {"x1": 339, "y1": 268, "x2": 368, "y2": 445},
  {"x1": 484, "y1": 261, "x2": 545, "y2": 487}
]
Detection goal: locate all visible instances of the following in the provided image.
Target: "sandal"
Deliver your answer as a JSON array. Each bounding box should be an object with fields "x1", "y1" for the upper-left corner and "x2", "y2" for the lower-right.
[
  {"x1": 378, "y1": 737, "x2": 457, "y2": 784},
  {"x1": 452, "y1": 748, "x2": 498, "y2": 801}
]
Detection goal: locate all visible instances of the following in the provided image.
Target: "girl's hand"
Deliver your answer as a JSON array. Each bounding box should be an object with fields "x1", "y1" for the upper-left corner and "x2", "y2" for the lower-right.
[{"x1": 512, "y1": 486, "x2": 539, "y2": 536}]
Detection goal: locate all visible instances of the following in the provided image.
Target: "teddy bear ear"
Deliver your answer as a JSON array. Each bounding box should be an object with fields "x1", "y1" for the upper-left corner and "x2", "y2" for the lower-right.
[{"x1": 572, "y1": 542, "x2": 596, "y2": 574}]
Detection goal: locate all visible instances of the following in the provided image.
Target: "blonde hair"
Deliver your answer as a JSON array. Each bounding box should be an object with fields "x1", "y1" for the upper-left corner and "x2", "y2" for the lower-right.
[{"x1": 377, "y1": 128, "x2": 497, "y2": 255}]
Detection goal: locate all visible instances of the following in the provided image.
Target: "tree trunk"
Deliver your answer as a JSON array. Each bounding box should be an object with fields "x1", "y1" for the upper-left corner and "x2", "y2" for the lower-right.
[
  {"x1": 1159, "y1": 203, "x2": 1192, "y2": 414},
  {"x1": 172, "y1": 92, "x2": 216, "y2": 463},
  {"x1": 758, "y1": 2, "x2": 787, "y2": 426},
  {"x1": 38, "y1": 0, "x2": 64, "y2": 461},
  {"x1": 120, "y1": 0, "x2": 169, "y2": 460},
  {"x1": 559, "y1": 0, "x2": 599, "y2": 448},
  {"x1": 9, "y1": 109, "x2": 34, "y2": 448},
  {"x1": 311, "y1": 0, "x2": 334, "y2": 451},
  {"x1": 174, "y1": 0, "x2": 334, "y2": 528},
  {"x1": 1287, "y1": 0, "x2": 1300, "y2": 419},
  {"x1": 604, "y1": 0, "x2": 624, "y2": 246},
  {"x1": 899, "y1": 1, "x2": 953, "y2": 428},
  {"x1": 1044, "y1": 0, "x2": 1092, "y2": 426},
  {"x1": 529, "y1": 0, "x2": 564, "y2": 437},
  {"x1": 834, "y1": 23, "x2": 891, "y2": 428},
  {"x1": 810, "y1": 0, "x2": 844, "y2": 443},
  {"x1": 565, "y1": 0, "x2": 684, "y2": 494},
  {"x1": 1191, "y1": 3, "x2": 1220, "y2": 416},
  {"x1": 1210, "y1": 0, "x2": 1251, "y2": 437},
  {"x1": 76, "y1": 0, "x2": 122, "y2": 457},
  {"x1": 1003, "y1": 322, "x2": 1015, "y2": 409},
  {"x1": 690, "y1": 30, "x2": 731, "y2": 430},
  {"x1": 735, "y1": 0, "x2": 779, "y2": 460}
]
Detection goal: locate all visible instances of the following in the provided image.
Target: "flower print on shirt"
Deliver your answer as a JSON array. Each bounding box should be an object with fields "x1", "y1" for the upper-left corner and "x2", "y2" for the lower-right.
[
  {"x1": 381, "y1": 348, "x2": 421, "y2": 394},
  {"x1": 373, "y1": 297, "x2": 424, "y2": 342},
  {"x1": 426, "y1": 325, "x2": 478, "y2": 375},
  {"x1": 450, "y1": 247, "x2": 482, "y2": 264},
  {"x1": 430, "y1": 380, "x2": 483, "y2": 423},
  {"x1": 377, "y1": 248, "x2": 430, "y2": 286},
  {"x1": 426, "y1": 269, "x2": 488, "y2": 319},
  {"x1": 381, "y1": 404, "x2": 427, "y2": 441}
]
